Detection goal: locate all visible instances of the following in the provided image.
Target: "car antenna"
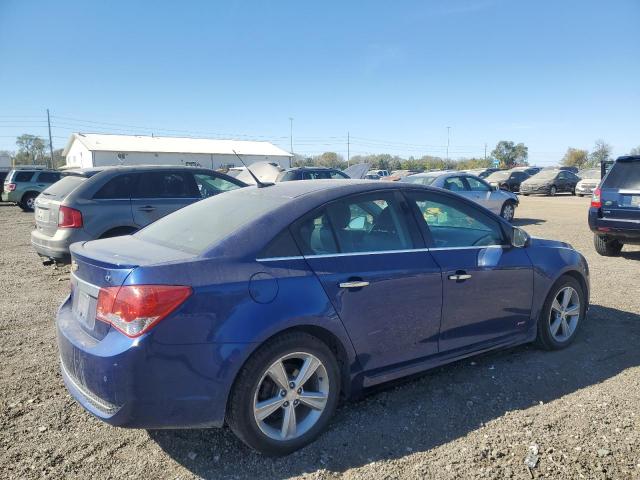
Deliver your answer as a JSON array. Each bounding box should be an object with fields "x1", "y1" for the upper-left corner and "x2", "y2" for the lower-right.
[{"x1": 232, "y1": 150, "x2": 274, "y2": 188}]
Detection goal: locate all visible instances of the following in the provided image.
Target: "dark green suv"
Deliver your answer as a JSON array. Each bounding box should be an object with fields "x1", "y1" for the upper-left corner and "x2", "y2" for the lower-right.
[{"x1": 2, "y1": 168, "x2": 62, "y2": 211}]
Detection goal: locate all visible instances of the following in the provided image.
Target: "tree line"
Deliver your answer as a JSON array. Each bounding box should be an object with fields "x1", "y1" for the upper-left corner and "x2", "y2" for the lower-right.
[{"x1": 2, "y1": 133, "x2": 638, "y2": 173}]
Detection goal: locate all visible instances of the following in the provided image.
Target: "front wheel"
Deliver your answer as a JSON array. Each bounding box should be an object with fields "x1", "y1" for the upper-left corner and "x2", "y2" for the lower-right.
[
  {"x1": 536, "y1": 276, "x2": 585, "y2": 350},
  {"x1": 593, "y1": 234, "x2": 623, "y2": 256},
  {"x1": 549, "y1": 185, "x2": 557, "y2": 196},
  {"x1": 227, "y1": 332, "x2": 340, "y2": 455},
  {"x1": 500, "y1": 201, "x2": 516, "y2": 222}
]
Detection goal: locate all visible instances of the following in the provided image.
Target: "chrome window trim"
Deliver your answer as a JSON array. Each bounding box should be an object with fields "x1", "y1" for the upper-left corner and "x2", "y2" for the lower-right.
[{"x1": 256, "y1": 245, "x2": 508, "y2": 261}]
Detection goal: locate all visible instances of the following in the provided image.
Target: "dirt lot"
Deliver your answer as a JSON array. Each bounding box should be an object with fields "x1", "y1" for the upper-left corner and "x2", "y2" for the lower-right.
[{"x1": 1, "y1": 195, "x2": 639, "y2": 480}]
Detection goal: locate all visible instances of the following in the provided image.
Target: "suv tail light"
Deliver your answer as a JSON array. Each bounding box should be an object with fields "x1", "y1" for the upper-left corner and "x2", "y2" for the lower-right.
[
  {"x1": 96, "y1": 285, "x2": 192, "y2": 337},
  {"x1": 591, "y1": 187, "x2": 602, "y2": 208},
  {"x1": 58, "y1": 206, "x2": 83, "y2": 228},
  {"x1": 6, "y1": 183, "x2": 16, "y2": 192}
]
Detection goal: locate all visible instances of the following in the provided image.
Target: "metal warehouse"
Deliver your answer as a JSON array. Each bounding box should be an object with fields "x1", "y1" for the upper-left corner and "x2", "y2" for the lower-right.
[{"x1": 61, "y1": 133, "x2": 293, "y2": 170}]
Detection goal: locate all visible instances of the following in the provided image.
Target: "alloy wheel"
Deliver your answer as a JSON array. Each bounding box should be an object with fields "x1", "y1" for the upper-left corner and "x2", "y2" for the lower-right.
[
  {"x1": 26, "y1": 196, "x2": 35, "y2": 209},
  {"x1": 548, "y1": 286, "x2": 580, "y2": 342},
  {"x1": 253, "y1": 352, "x2": 329, "y2": 441},
  {"x1": 502, "y1": 204, "x2": 515, "y2": 222}
]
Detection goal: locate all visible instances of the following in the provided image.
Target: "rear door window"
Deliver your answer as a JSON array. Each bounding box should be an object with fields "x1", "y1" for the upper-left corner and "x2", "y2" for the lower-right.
[
  {"x1": 465, "y1": 176, "x2": 490, "y2": 192},
  {"x1": 292, "y1": 192, "x2": 415, "y2": 255},
  {"x1": 303, "y1": 170, "x2": 332, "y2": 180},
  {"x1": 133, "y1": 171, "x2": 199, "y2": 198},
  {"x1": 14, "y1": 171, "x2": 35, "y2": 182},
  {"x1": 36, "y1": 171, "x2": 61, "y2": 183},
  {"x1": 443, "y1": 176, "x2": 467, "y2": 192},
  {"x1": 603, "y1": 161, "x2": 640, "y2": 189},
  {"x1": 93, "y1": 174, "x2": 137, "y2": 199}
]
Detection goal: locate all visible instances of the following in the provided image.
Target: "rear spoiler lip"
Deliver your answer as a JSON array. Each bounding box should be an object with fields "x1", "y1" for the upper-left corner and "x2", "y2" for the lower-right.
[{"x1": 70, "y1": 242, "x2": 138, "y2": 270}]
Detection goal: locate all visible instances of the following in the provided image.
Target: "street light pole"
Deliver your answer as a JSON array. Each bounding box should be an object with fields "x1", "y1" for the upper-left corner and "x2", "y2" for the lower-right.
[{"x1": 446, "y1": 126, "x2": 451, "y2": 162}]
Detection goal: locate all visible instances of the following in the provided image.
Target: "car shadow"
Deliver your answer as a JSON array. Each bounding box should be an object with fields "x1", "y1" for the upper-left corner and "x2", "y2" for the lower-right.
[
  {"x1": 148, "y1": 304, "x2": 639, "y2": 479},
  {"x1": 620, "y1": 250, "x2": 640, "y2": 260},
  {"x1": 512, "y1": 217, "x2": 546, "y2": 227}
]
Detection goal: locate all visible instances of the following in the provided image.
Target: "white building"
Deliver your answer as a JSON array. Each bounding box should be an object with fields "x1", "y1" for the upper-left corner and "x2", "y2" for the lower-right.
[{"x1": 62, "y1": 133, "x2": 292, "y2": 170}]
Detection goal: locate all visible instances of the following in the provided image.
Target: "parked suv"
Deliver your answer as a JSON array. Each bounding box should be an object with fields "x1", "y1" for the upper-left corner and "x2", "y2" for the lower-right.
[
  {"x1": 485, "y1": 169, "x2": 530, "y2": 192},
  {"x1": 31, "y1": 165, "x2": 245, "y2": 262},
  {"x1": 520, "y1": 169, "x2": 580, "y2": 196},
  {"x1": 2, "y1": 168, "x2": 62, "y2": 211},
  {"x1": 588, "y1": 156, "x2": 640, "y2": 256},
  {"x1": 276, "y1": 166, "x2": 350, "y2": 181}
]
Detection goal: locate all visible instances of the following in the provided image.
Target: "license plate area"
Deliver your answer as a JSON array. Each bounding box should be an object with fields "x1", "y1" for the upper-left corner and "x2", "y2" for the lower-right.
[
  {"x1": 36, "y1": 208, "x2": 49, "y2": 222},
  {"x1": 629, "y1": 195, "x2": 640, "y2": 208}
]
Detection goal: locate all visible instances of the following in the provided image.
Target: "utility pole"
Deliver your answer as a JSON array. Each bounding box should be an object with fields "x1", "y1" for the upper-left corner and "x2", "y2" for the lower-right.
[
  {"x1": 47, "y1": 109, "x2": 54, "y2": 168},
  {"x1": 446, "y1": 126, "x2": 451, "y2": 162},
  {"x1": 484, "y1": 143, "x2": 487, "y2": 161},
  {"x1": 347, "y1": 131, "x2": 350, "y2": 166},
  {"x1": 288, "y1": 117, "x2": 294, "y2": 169}
]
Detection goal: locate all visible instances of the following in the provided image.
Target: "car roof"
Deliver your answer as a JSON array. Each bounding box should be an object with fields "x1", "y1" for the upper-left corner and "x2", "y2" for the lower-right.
[{"x1": 285, "y1": 166, "x2": 337, "y2": 171}]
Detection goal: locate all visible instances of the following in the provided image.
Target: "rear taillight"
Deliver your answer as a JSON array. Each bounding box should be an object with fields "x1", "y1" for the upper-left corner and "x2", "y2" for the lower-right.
[
  {"x1": 58, "y1": 206, "x2": 83, "y2": 228},
  {"x1": 96, "y1": 285, "x2": 192, "y2": 337},
  {"x1": 591, "y1": 187, "x2": 602, "y2": 208},
  {"x1": 6, "y1": 183, "x2": 16, "y2": 191}
]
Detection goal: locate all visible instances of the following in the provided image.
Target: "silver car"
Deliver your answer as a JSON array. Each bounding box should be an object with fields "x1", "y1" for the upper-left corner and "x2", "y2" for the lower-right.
[
  {"x1": 31, "y1": 165, "x2": 245, "y2": 263},
  {"x1": 575, "y1": 168, "x2": 601, "y2": 197},
  {"x1": 401, "y1": 171, "x2": 519, "y2": 221}
]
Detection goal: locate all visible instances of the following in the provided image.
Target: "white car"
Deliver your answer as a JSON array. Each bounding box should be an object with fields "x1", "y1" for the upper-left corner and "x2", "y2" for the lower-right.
[{"x1": 401, "y1": 171, "x2": 519, "y2": 221}]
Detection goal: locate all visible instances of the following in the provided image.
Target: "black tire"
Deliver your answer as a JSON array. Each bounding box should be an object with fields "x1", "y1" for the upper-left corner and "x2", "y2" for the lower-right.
[
  {"x1": 571, "y1": 187, "x2": 576, "y2": 196},
  {"x1": 577, "y1": 194, "x2": 584, "y2": 197},
  {"x1": 535, "y1": 275, "x2": 585, "y2": 350},
  {"x1": 593, "y1": 234, "x2": 623, "y2": 257},
  {"x1": 521, "y1": 193, "x2": 529, "y2": 196},
  {"x1": 19, "y1": 192, "x2": 38, "y2": 211},
  {"x1": 227, "y1": 331, "x2": 341, "y2": 456},
  {"x1": 500, "y1": 200, "x2": 516, "y2": 222},
  {"x1": 549, "y1": 185, "x2": 557, "y2": 196}
]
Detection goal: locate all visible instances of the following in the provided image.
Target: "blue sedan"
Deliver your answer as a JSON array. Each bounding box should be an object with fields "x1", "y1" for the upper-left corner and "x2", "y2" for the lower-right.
[{"x1": 57, "y1": 180, "x2": 589, "y2": 455}]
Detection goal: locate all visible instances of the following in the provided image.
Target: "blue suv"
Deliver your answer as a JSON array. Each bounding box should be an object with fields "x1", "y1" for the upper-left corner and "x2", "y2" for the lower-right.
[{"x1": 589, "y1": 156, "x2": 640, "y2": 256}]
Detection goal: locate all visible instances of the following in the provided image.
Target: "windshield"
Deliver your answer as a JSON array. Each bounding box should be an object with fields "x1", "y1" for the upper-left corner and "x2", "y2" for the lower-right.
[
  {"x1": 485, "y1": 171, "x2": 509, "y2": 181},
  {"x1": 530, "y1": 170, "x2": 558, "y2": 180},
  {"x1": 40, "y1": 175, "x2": 87, "y2": 200},
  {"x1": 579, "y1": 169, "x2": 600, "y2": 180},
  {"x1": 137, "y1": 189, "x2": 288, "y2": 254}
]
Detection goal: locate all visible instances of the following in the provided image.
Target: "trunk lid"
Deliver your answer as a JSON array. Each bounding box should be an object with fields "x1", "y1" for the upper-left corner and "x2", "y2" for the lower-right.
[
  {"x1": 36, "y1": 174, "x2": 90, "y2": 237},
  {"x1": 69, "y1": 235, "x2": 196, "y2": 340}
]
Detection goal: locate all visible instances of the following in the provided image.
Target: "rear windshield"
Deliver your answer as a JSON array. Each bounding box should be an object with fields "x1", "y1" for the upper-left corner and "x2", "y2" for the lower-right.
[
  {"x1": 402, "y1": 175, "x2": 436, "y2": 186},
  {"x1": 137, "y1": 190, "x2": 288, "y2": 254},
  {"x1": 40, "y1": 175, "x2": 87, "y2": 200},
  {"x1": 602, "y1": 160, "x2": 640, "y2": 189},
  {"x1": 579, "y1": 169, "x2": 600, "y2": 180},
  {"x1": 486, "y1": 171, "x2": 509, "y2": 181}
]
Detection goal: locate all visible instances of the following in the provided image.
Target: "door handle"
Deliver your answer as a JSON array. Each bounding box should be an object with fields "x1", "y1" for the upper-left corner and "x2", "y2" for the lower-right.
[
  {"x1": 448, "y1": 272, "x2": 472, "y2": 281},
  {"x1": 138, "y1": 206, "x2": 156, "y2": 212},
  {"x1": 339, "y1": 280, "x2": 370, "y2": 289}
]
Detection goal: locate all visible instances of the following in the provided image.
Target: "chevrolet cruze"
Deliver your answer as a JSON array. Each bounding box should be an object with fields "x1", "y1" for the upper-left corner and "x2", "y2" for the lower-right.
[{"x1": 57, "y1": 180, "x2": 589, "y2": 455}]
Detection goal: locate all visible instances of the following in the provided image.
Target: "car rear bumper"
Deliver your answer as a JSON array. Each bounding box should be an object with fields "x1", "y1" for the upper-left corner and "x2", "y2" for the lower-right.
[
  {"x1": 56, "y1": 296, "x2": 245, "y2": 429},
  {"x1": 520, "y1": 185, "x2": 551, "y2": 194},
  {"x1": 588, "y1": 208, "x2": 640, "y2": 243},
  {"x1": 1, "y1": 191, "x2": 19, "y2": 203},
  {"x1": 31, "y1": 228, "x2": 84, "y2": 261}
]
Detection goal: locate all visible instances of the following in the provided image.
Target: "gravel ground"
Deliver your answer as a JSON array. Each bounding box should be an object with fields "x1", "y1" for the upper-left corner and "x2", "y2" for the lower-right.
[{"x1": 1, "y1": 195, "x2": 639, "y2": 480}]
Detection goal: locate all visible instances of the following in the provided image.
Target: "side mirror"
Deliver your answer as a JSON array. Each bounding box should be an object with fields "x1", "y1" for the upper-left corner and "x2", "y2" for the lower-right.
[{"x1": 511, "y1": 226, "x2": 529, "y2": 248}]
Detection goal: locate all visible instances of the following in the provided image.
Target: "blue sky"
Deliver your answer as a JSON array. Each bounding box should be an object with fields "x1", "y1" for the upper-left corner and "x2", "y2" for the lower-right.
[{"x1": 0, "y1": 0, "x2": 638, "y2": 165}]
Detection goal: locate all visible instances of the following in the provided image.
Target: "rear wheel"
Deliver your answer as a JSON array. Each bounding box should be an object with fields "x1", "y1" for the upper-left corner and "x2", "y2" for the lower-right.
[
  {"x1": 227, "y1": 332, "x2": 340, "y2": 456},
  {"x1": 593, "y1": 234, "x2": 623, "y2": 256},
  {"x1": 549, "y1": 185, "x2": 557, "y2": 196},
  {"x1": 19, "y1": 192, "x2": 38, "y2": 211},
  {"x1": 536, "y1": 276, "x2": 585, "y2": 350},
  {"x1": 500, "y1": 201, "x2": 516, "y2": 222}
]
